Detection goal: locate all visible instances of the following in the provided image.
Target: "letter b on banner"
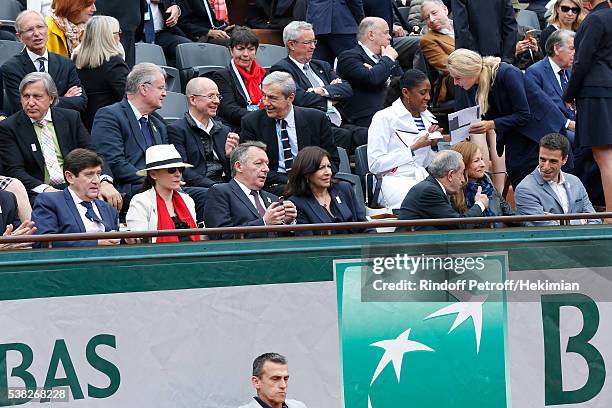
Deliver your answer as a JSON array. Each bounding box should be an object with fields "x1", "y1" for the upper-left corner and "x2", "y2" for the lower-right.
[{"x1": 542, "y1": 293, "x2": 606, "y2": 405}]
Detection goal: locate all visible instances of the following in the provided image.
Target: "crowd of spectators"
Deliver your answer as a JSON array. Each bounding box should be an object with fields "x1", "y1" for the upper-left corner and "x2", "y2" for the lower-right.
[{"x1": 0, "y1": 0, "x2": 610, "y2": 247}]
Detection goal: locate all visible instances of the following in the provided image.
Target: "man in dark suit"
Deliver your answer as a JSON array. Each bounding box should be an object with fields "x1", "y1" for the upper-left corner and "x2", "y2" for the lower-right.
[
  {"x1": 0, "y1": 72, "x2": 121, "y2": 208},
  {"x1": 398, "y1": 150, "x2": 489, "y2": 230},
  {"x1": 168, "y1": 77, "x2": 239, "y2": 219},
  {"x1": 2, "y1": 10, "x2": 87, "y2": 114},
  {"x1": 176, "y1": 0, "x2": 233, "y2": 45},
  {"x1": 240, "y1": 71, "x2": 340, "y2": 196},
  {"x1": 96, "y1": 0, "x2": 146, "y2": 68},
  {"x1": 271, "y1": 21, "x2": 366, "y2": 153},
  {"x1": 141, "y1": 0, "x2": 191, "y2": 67},
  {"x1": 204, "y1": 141, "x2": 297, "y2": 239},
  {"x1": 307, "y1": 0, "x2": 364, "y2": 64},
  {"x1": 92, "y1": 63, "x2": 168, "y2": 202},
  {"x1": 32, "y1": 148, "x2": 120, "y2": 247},
  {"x1": 337, "y1": 17, "x2": 403, "y2": 127}
]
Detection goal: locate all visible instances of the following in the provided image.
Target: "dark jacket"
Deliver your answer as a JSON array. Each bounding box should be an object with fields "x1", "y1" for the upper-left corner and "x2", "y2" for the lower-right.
[
  {"x1": 212, "y1": 67, "x2": 251, "y2": 132},
  {"x1": 167, "y1": 113, "x2": 231, "y2": 188},
  {"x1": 336, "y1": 44, "x2": 403, "y2": 127},
  {"x1": 398, "y1": 175, "x2": 484, "y2": 230},
  {"x1": 307, "y1": 0, "x2": 364, "y2": 35},
  {"x1": 1, "y1": 49, "x2": 88, "y2": 114},
  {"x1": 525, "y1": 58, "x2": 575, "y2": 121},
  {"x1": 77, "y1": 55, "x2": 129, "y2": 130},
  {"x1": 0, "y1": 190, "x2": 18, "y2": 231},
  {"x1": 176, "y1": 0, "x2": 224, "y2": 40},
  {"x1": 240, "y1": 106, "x2": 340, "y2": 187}
]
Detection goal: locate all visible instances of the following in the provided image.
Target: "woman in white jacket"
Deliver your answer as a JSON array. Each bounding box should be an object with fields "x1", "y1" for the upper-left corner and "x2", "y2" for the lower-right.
[
  {"x1": 368, "y1": 69, "x2": 445, "y2": 209},
  {"x1": 127, "y1": 144, "x2": 200, "y2": 243}
]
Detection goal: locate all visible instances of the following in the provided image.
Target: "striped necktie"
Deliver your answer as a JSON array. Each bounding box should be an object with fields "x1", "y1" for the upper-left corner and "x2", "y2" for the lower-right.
[
  {"x1": 36, "y1": 119, "x2": 64, "y2": 185},
  {"x1": 277, "y1": 119, "x2": 293, "y2": 171}
]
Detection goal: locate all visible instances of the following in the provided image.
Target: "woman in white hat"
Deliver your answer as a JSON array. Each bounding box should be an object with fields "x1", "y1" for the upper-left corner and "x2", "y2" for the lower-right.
[{"x1": 126, "y1": 144, "x2": 200, "y2": 243}]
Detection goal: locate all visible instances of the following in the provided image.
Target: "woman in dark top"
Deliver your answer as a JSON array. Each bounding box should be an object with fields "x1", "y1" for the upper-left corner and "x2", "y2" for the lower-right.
[
  {"x1": 539, "y1": 0, "x2": 585, "y2": 55},
  {"x1": 74, "y1": 15, "x2": 128, "y2": 130},
  {"x1": 447, "y1": 48, "x2": 567, "y2": 189},
  {"x1": 212, "y1": 27, "x2": 266, "y2": 132},
  {"x1": 285, "y1": 146, "x2": 369, "y2": 235}
]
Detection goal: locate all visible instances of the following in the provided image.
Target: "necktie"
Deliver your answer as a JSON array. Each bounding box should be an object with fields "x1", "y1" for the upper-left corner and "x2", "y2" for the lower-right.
[
  {"x1": 36, "y1": 57, "x2": 45, "y2": 72},
  {"x1": 139, "y1": 116, "x2": 154, "y2": 147},
  {"x1": 277, "y1": 119, "x2": 293, "y2": 172},
  {"x1": 303, "y1": 63, "x2": 322, "y2": 87},
  {"x1": 303, "y1": 64, "x2": 342, "y2": 126},
  {"x1": 35, "y1": 119, "x2": 64, "y2": 185},
  {"x1": 250, "y1": 190, "x2": 266, "y2": 217},
  {"x1": 80, "y1": 201, "x2": 104, "y2": 225},
  {"x1": 559, "y1": 69, "x2": 569, "y2": 93},
  {"x1": 143, "y1": 2, "x2": 156, "y2": 43}
]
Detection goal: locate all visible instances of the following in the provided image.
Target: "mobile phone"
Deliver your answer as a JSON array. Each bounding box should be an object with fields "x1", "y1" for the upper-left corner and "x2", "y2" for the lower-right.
[
  {"x1": 277, "y1": 196, "x2": 285, "y2": 205},
  {"x1": 525, "y1": 29, "x2": 537, "y2": 40}
]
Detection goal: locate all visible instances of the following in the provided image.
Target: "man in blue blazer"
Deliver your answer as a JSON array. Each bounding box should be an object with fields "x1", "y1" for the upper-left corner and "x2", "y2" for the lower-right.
[
  {"x1": 525, "y1": 29, "x2": 576, "y2": 140},
  {"x1": 307, "y1": 0, "x2": 364, "y2": 64},
  {"x1": 515, "y1": 133, "x2": 601, "y2": 226},
  {"x1": 337, "y1": 17, "x2": 403, "y2": 127},
  {"x1": 204, "y1": 141, "x2": 297, "y2": 239},
  {"x1": 92, "y1": 63, "x2": 169, "y2": 201},
  {"x1": 32, "y1": 149, "x2": 120, "y2": 247},
  {"x1": 2, "y1": 10, "x2": 87, "y2": 114}
]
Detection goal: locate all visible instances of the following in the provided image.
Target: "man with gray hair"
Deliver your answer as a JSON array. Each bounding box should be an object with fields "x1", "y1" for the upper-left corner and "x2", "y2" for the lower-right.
[
  {"x1": 204, "y1": 141, "x2": 297, "y2": 239},
  {"x1": 240, "y1": 71, "x2": 340, "y2": 196},
  {"x1": 91, "y1": 63, "x2": 169, "y2": 203},
  {"x1": 0, "y1": 72, "x2": 121, "y2": 208},
  {"x1": 398, "y1": 150, "x2": 489, "y2": 230},
  {"x1": 238, "y1": 352, "x2": 308, "y2": 408},
  {"x1": 270, "y1": 21, "x2": 366, "y2": 154},
  {"x1": 1, "y1": 10, "x2": 86, "y2": 114},
  {"x1": 336, "y1": 17, "x2": 403, "y2": 127}
]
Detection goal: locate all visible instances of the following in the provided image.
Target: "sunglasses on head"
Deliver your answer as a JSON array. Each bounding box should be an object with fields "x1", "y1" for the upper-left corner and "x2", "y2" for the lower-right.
[
  {"x1": 166, "y1": 167, "x2": 184, "y2": 174},
  {"x1": 559, "y1": 5, "x2": 580, "y2": 13}
]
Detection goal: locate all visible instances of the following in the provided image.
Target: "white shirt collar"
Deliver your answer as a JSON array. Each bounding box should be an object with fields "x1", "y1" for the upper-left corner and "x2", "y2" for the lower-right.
[
  {"x1": 435, "y1": 178, "x2": 448, "y2": 196},
  {"x1": 358, "y1": 41, "x2": 379, "y2": 62},
  {"x1": 278, "y1": 107, "x2": 295, "y2": 128},
  {"x1": 67, "y1": 185, "x2": 89, "y2": 204},
  {"x1": 127, "y1": 100, "x2": 147, "y2": 121},
  {"x1": 548, "y1": 57, "x2": 564, "y2": 75},
  {"x1": 189, "y1": 112, "x2": 214, "y2": 133},
  {"x1": 539, "y1": 168, "x2": 567, "y2": 186},
  {"x1": 391, "y1": 98, "x2": 436, "y2": 123},
  {"x1": 288, "y1": 55, "x2": 309, "y2": 69},
  {"x1": 26, "y1": 48, "x2": 48, "y2": 64},
  {"x1": 234, "y1": 178, "x2": 257, "y2": 197},
  {"x1": 30, "y1": 109, "x2": 52, "y2": 124}
]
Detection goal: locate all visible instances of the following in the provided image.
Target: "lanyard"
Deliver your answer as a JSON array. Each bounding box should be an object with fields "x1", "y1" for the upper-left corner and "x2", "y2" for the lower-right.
[
  {"x1": 201, "y1": 0, "x2": 216, "y2": 27},
  {"x1": 231, "y1": 59, "x2": 253, "y2": 105}
]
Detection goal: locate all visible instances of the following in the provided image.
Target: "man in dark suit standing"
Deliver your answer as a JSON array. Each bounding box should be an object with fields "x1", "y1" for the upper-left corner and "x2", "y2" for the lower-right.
[
  {"x1": 307, "y1": 0, "x2": 364, "y2": 65},
  {"x1": 91, "y1": 63, "x2": 169, "y2": 202},
  {"x1": 204, "y1": 141, "x2": 297, "y2": 239},
  {"x1": 0, "y1": 72, "x2": 121, "y2": 208},
  {"x1": 398, "y1": 150, "x2": 489, "y2": 230},
  {"x1": 32, "y1": 148, "x2": 120, "y2": 247},
  {"x1": 240, "y1": 71, "x2": 340, "y2": 196},
  {"x1": 168, "y1": 77, "x2": 239, "y2": 219},
  {"x1": 271, "y1": 21, "x2": 366, "y2": 153},
  {"x1": 337, "y1": 17, "x2": 403, "y2": 127},
  {"x1": 1, "y1": 10, "x2": 87, "y2": 115}
]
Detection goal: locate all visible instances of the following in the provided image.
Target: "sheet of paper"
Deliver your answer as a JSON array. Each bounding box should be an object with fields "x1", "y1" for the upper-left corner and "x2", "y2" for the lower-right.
[{"x1": 448, "y1": 105, "x2": 481, "y2": 145}]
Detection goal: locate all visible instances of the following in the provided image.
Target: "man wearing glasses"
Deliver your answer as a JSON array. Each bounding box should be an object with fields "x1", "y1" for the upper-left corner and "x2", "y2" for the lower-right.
[
  {"x1": 168, "y1": 77, "x2": 239, "y2": 220},
  {"x1": 91, "y1": 63, "x2": 169, "y2": 208}
]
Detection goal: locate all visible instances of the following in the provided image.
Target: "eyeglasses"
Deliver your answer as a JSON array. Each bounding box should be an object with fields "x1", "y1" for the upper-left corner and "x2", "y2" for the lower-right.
[
  {"x1": 113, "y1": 30, "x2": 122, "y2": 35},
  {"x1": 166, "y1": 167, "x2": 184, "y2": 174},
  {"x1": 559, "y1": 5, "x2": 580, "y2": 13},
  {"x1": 143, "y1": 82, "x2": 167, "y2": 91},
  {"x1": 19, "y1": 24, "x2": 47, "y2": 35},
  {"x1": 191, "y1": 93, "x2": 223, "y2": 101},
  {"x1": 292, "y1": 39, "x2": 317, "y2": 46}
]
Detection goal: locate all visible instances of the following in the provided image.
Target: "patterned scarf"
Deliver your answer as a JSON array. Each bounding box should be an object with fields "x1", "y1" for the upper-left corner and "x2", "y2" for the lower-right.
[
  {"x1": 50, "y1": 13, "x2": 85, "y2": 56},
  {"x1": 465, "y1": 177, "x2": 496, "y2": 217},
  {"x1": 210, "y1": 0, "x2": 228, "y2": 22}
]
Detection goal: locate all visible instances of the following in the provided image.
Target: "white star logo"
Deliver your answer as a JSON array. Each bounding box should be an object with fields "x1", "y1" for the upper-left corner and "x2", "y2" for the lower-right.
[
  {"x1": 424, "y1": 292, "x2": 489, "y2": 353},
  {"x1": 369, "y1": 328, "x2": 434, "y2": 385}
]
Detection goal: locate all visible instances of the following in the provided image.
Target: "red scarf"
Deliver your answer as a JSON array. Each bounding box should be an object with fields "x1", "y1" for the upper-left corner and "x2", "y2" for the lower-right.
[
  {"x1": 155, "y1": 191, "x2": 199, "y2": 243},
  {"x1": 234, "y1": 59, "x2": 266, "y2": 108}
]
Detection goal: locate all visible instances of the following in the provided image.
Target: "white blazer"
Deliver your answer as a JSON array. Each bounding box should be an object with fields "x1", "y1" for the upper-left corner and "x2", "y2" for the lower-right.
[
  {"x1": 126, "y1": 188, "x2": 197, "y2": 243},
  {"x1": 238, "y1": 399, "x2": 308, "y2": 408},
  {"x1": 367, "y1": 98, "x2": 439, "y2": 208}
]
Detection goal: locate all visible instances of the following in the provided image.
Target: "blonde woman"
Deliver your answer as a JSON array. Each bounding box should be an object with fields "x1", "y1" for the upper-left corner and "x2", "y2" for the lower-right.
[
  {"x1": 75, "y1": 15, "x2": 128, "y2": 130},
  {"x1": 540, "y1": 0, "x2": 586, "y2": 55},
  {"x1": 447, "y1": 48, "x2": 567, "y2": 189}
]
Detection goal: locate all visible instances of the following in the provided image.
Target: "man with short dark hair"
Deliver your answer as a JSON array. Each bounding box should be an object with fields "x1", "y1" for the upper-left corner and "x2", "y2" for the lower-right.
[
  {"x1": 204, "y1": 141, "x2": 297, "y2": 239},
  {"x1": 238, "y1": 353, "x2": 308, "y2": 408},
  {"x1": 398, "y1": 150, "x2": 489, "y2": 230},
  {"x1": 1, "y1": 10, "x2": 87, "y2": 114},
  {"x1": 31, "y1": 148, "x2": 120, "y2": 247},
  {"x1": 515, "y1": 133, "x2": 601, "y2": 226}
]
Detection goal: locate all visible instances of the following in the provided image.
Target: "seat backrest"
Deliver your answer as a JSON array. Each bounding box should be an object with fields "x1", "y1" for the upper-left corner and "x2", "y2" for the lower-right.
[
  {"x1": 354, "y1": 144, "x2": 369, "y2": 177},
  {"x1": 135, "y1": 42, "x2": 167, "y2": 66},
  {"x1": 0, "y1": 0, "x2": 21, "y2": 21},
  {"x1": 336, "y1": 146, "x2": 351, "y2": 174},
  {"x1": 176, "y1": 43, "x2": 230, "y2": 71},
  {"x1": 256, "y1": 44, "x2": 287, "y2": 69},
  {"x1": 333, "y1": 172, "x2": 366, "y2": 209},
  {"x1": 0, "y1": 39, "x2": 23, "y2": 66},
  {"x1": 397, "y1": 6, "x2": 410, "y2": 21},
  {"x1": 517, "y1": 9, "x2": 540, "y2": 30},
  {"x1": 157, "y1": 91, "x2": 187, "y2": 121}
]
